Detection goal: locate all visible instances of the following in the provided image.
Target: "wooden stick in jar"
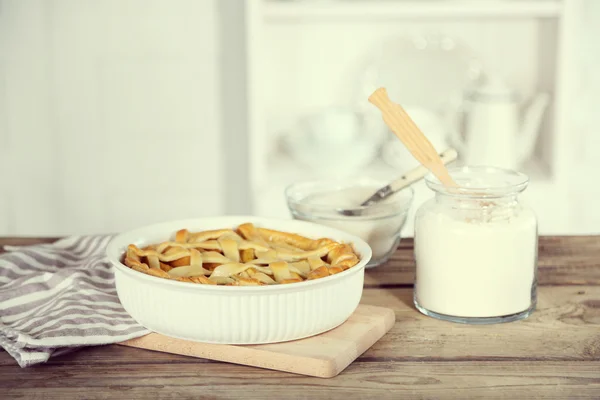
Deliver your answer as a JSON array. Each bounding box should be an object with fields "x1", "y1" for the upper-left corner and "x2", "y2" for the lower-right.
[{"x1": 368, "y1": 87, "x2": 459, "y2": 188}]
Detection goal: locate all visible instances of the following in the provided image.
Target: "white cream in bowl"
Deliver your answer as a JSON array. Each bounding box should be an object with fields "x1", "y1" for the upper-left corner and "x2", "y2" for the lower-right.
[{"x1": 285, "y1": 180, "x2": 413, "y2": 267}]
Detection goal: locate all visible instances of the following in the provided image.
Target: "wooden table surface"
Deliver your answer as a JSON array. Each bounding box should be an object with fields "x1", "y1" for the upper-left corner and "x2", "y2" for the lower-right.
[{"x1": 1, "y1": 236, "x2": 600, "y2": 399}]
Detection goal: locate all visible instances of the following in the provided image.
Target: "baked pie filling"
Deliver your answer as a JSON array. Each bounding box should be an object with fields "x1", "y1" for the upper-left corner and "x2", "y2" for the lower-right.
[{"x1": 123, "y1": 222, "x2": 361, "y2": 286}]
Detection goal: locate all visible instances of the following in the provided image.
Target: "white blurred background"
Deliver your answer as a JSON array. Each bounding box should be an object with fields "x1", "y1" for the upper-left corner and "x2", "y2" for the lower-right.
[{"x1": 0, "y1": 0, "x2": 599, "y2": 237}]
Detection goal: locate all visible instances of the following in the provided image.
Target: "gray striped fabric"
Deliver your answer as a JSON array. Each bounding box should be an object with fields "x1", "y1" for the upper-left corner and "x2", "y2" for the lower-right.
[{"x1": 0, "y1": 235, "x2": 150, "y2": 367}]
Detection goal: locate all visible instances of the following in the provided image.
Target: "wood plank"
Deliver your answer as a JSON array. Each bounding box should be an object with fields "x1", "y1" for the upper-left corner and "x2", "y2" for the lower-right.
[
  {"x1": 1, "y1": 361, "x2": 599, "y2": 399},
  {"x1": 1, "y1": 236, "x2": 599, "y2": 398},
  {"x1": 0, "y1": 237, "x2": 58, "y2": 250},
  {"x1": 359, "y1": 286, "x2": 600, "y2": 361},
  {"x1": 2, "y1": 236, "x2": 598, "y2": 286},
  {"x1": 364, "y1": 236, "x2": 600, "y2": 287},
  {"x1": 0, "y1": 285, "x2": 598, "y2": 398},
  {"x1": 1, "y1": 286, "x2": 598, "y2": 368}
]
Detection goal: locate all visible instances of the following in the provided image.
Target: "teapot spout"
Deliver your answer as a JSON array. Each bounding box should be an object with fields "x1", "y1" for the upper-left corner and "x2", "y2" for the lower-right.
[{"x1": 518, "y1": 93, "x2": 550, "y2": 164}]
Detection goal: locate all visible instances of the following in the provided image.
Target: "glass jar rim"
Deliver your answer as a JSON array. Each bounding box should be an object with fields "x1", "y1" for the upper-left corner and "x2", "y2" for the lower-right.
[
  {"x1": 425, "y1": 165, "x2": 530, "y2": 198},
  {"x1": 284, "y1": 178, "x2": 414, "y2": 217}
]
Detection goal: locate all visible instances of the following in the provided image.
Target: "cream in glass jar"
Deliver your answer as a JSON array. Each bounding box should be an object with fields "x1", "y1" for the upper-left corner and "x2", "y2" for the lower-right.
[{"x1": 413, "y1": 166, "x2": 538, "y2": 324}]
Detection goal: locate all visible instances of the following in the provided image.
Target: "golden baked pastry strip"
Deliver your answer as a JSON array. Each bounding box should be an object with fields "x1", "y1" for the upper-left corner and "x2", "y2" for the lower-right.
[{"x1": 122, "y1": 222, "x2": 360, "y2": 286}]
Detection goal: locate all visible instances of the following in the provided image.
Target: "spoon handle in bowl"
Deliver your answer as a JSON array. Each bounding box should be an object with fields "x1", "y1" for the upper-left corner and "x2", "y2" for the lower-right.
[{"x1": 360, "y1": 148, "x2": 458, "y2": 207}]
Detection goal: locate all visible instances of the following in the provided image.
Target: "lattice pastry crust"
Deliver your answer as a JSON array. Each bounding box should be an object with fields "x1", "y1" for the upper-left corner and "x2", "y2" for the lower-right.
[{"x1": 123, "y1": 222, "x2": 361, "y2": 286}]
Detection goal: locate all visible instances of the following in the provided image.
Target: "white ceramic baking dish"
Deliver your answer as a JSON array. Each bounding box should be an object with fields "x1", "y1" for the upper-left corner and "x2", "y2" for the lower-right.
[{"x1": 106, "y1": 216, "x2": 372, "y2": 344}]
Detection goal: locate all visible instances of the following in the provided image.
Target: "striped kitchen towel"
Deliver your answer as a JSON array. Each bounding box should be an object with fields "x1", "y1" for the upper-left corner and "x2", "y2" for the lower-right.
[{"x1": 0, "y1": 235, "x2": 150, "y2": 367}]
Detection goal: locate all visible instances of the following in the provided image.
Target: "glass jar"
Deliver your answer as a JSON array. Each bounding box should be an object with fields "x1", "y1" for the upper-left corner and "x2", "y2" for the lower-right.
[{"x1": 413, "y1": 166, "x2": 538, "y2": 324}]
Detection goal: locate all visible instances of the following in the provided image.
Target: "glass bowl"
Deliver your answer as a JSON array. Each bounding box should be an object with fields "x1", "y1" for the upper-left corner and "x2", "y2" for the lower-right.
[{"x1": 285, "y1": 178, "x2": 414, "y2": 268}]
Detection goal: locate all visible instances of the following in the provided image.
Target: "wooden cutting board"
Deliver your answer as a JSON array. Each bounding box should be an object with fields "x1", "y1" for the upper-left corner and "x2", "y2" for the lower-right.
[{"x1": 118, "y1": 304, "x2": 395, "y2": 378}]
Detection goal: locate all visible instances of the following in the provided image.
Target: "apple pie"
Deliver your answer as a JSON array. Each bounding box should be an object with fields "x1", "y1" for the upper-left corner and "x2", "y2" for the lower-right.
[{"x1": 123, "y1": 222, "x2": 361, "y2": 286}]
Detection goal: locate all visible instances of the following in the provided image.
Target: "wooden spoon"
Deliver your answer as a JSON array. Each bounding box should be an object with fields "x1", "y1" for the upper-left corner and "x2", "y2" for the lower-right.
[{"x1": 369, "y1": 87, "x2": 459, "y2": 188}]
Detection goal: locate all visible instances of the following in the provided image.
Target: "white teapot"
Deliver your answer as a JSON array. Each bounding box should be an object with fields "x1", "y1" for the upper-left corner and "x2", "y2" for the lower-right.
[{"x1": 449, "y1": 77, "x2": 550, "y2": 169}]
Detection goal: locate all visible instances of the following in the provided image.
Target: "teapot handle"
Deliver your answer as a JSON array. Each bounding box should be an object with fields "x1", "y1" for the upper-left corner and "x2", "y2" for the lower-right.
[
  {"x1": 444, "y1": 101, "x2": 469, "y2": 157},
  {"x1": 518, "y1": 92, "x2": 551, "y2": 164}
]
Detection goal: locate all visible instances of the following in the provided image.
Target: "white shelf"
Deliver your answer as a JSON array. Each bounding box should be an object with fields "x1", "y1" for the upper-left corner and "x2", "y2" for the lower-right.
[
  {"x1": 263, "y1": 0, "x2": 562, "y2": 21},
  {"x1": 247, "y1": 0, "x2": 589, "y2": 234}
]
